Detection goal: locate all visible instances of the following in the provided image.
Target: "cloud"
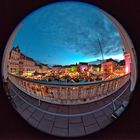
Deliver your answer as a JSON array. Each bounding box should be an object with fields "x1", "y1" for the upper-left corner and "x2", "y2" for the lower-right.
[
  {"x1": 15, "y1": 2, "x2": 125, "y2": 65},
  {"x1": 62, "y1": 14, "x2": 124, "y2": 59},
  {"x1": 28, "y1": 2, "x2": 124, "y2": 60}
]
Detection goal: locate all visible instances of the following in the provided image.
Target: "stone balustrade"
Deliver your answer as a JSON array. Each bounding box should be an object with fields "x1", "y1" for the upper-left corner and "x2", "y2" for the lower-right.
[{"x1": 8, "y1": 73, "x2": 130, "y2": 105}]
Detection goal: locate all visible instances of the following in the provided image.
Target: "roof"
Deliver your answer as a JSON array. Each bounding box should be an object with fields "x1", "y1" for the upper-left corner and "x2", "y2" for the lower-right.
[
  {"x1": 53, "y1": 65, "x2": 62, "y2": 67},
  {"x1": 104, "y1": 58, "x2": 119, "y2": 63},
  {"x1": 79, "y1": 62, "x2": 88, "y2": 65},
  {"x1": 20, "y1": 53, "x2": 35, "y2": 62}
]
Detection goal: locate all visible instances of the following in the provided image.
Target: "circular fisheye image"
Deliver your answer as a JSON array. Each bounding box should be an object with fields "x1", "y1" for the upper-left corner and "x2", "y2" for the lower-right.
[{"x1": 2, "y1": 1, "x2": 137, "y2": 137}]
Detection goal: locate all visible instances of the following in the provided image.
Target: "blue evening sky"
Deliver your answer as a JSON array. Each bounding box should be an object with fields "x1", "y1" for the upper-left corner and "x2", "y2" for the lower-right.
[{"x1": 11, "y1": 1, "x2": 125, "y2": 66}]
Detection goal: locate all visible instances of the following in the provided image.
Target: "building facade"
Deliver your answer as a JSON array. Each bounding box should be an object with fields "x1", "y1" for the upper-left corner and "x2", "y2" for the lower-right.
[
  {"x1": 19, "y1": 53, "x2": 36, "y2": 75},
  {"x1": 101, "y1": 59, "x2": 118, "y2": 74},
  {"x1": 124, "y1": 52, "x2": 131, "y2": 74},
  {"x1": 9, "y1": 47, "x2": 39, "y2": 76},
  {"x1": 8, "y1": 46, "x2": 20, "y2": 75}
]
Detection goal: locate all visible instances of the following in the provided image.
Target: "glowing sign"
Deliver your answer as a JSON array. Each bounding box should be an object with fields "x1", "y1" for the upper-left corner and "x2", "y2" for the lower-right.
[
  {"x1": 70, "y1": 66, "x2": 77, "y2": 72},
  {"x1": 96, "y1": 67, "x2": 100, "y2": 72},
  {"x1": 125, "y1": 65, "x2": 129, "y2": 74},
  {"x1": 124, "y1": 53, "x2": 131, "y2": 74},
  {"x1": 80, "y1": 65, "x2": 88, "y2": 71}
]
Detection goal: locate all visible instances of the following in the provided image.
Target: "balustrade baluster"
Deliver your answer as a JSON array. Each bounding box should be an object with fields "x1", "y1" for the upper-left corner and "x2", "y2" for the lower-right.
[{"x1": 8, "y1": 74, "x2": 130, "y2": 105}]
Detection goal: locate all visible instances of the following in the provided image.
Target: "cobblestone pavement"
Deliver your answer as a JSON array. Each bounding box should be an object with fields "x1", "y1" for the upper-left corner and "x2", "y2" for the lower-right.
[{"x1": 6, "y1": 80, "x2": 131, "y2": 137}]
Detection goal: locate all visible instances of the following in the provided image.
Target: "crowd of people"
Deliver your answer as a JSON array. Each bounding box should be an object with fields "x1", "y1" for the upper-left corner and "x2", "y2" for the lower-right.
[{"x1": 22, "y1": 70, "x2": 106, "y2": 83}]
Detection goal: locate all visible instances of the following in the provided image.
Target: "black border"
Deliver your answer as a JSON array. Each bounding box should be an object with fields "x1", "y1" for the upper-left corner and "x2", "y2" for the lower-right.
[{"x1": 0, "y1": 0, "x2": 140, "y2": 139}]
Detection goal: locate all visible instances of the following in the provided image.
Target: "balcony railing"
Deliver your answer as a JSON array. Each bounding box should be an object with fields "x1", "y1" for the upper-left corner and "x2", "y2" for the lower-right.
[{"x1": 8, "y1": 73, "x2": 130, "y2": 105}]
